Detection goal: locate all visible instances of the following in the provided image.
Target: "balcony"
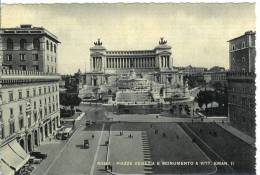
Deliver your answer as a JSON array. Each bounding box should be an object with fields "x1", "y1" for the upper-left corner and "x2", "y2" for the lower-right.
[
  {"x1": 1, "y1": 69, "x2": 60, "y2": 81},
  {"x1": 226, "y1": 71, "x2": 255, "y2": 81}
]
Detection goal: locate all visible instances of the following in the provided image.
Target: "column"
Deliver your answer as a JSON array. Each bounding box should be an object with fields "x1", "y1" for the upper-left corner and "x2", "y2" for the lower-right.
[{"x1": 93, "y1": 57, "x2": 94, "y2": 70}]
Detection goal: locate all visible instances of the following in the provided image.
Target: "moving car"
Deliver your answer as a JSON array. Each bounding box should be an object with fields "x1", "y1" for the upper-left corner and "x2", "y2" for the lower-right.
[{"x1": 83, "y1": 139, "x2": 89, "y2": 148}]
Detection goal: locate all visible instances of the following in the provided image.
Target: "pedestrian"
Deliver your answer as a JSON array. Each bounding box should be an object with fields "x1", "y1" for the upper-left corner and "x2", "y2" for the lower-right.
[
  {"x1": 111, "y1": 165, "x2": 113, "y2": 172},
  {"x1": 162, "y1": 132, "x2": 166, "y2": 137}
]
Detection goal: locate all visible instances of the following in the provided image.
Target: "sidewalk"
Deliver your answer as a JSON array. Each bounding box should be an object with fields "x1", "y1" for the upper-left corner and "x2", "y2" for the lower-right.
[
  {"x1": 217, "y1": 123, "x2": 255, "y2": 147},
  {"x1": 31, "y1": 138, "x2": 66, "y2": 175}
]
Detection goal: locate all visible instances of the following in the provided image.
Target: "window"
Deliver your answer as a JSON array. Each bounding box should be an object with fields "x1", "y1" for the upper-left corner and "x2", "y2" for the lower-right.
[
  {"x1": 51, "y1": 57, "x2": 53, "y2": 62},
  {"x1": 33, "y1": 65, "x2": 39, "y2": 71},
  {"x1": 39, "y1": 87, "x2": 42, "y2": 95},
  {"x1": 34, "y1": 113, "x2": 37, "y2": 122},
  {"x1": 7, "y1": 54, "x2": 12, "y2": 61},
  {"x1": 10, "y1": 108, "x2": 13, "y2": 116},
  {"x1": 39, "y1": 110, "x2": 43, "y2": 120},
  {"x1": 54, "y1": 44, "x2": 56, "y2": 53},
  {"x1": 9, "y1": 121, "x2": 15, "y2": 135},
  {"x1": 20, "y1": 65, "x2": 26, "y2": 71},
  {"x1": 19, "y1": 105, "x2": 23, "y2": 114},
  {"x1": 46, "y1": 40, "x2": 49, "y2": 50},
  {"x1": 33, "y1": 54, "x2": 39, "y2": 61},
  {"x1": 47, "y1": 56, "x2": 49, "y2": 61},
  {"x1": 18, "y1": 91, "x2": 22, "y2": 99},
  {"x1": 54, "y1": 57, "x2": 56, "y2": 62},
  {"x1": 7, "y1": 38, "x2": 13, "y2": 50},
  {"x1": 44, "y1": 87, "x2": 46, "y2": 94},
  {"x1": 19, "y1": 118, "x2": 24, "y2": 130},
  {"x1": 47, "y1": 66, "x2": 49, "y2": 72},
  {"x1": 48, "y1": 86, "x2": 51, "y2": 93},
  {"x1": 20, "y1": 54, "x2": 26, "y2": 61},
  {"x1": 9, "y1": 92, "x2": 13, "y2": 102},
  {"x1": 33, "y1": 38, "x2": 40, "y2": 50},
  {"x1": 242, "y1": 57, "x2": 246, "y2": 62},
  {"x1": 7, "y1": 65, "x2": 13, "y2": 70},
  {"x1": 232, "y1": 44, "x2": 235, "y2": 51},
  {"x1": 26, "y1": 90, "x2": 30, "y2": 98},
  {"x1": 33, "y1": 89, "x2": 36, "y2": 96},
  {"x1": 50, "y1": 43, "x2": 53, "y2": 51},
  {"x1": 242, "y1": 68, "x2": 246, "y2": 73},
  {"x1": 44, "y1": 107, "x2": 47, "y2": 115},
  {"x1": 20, "y1": 39, "x2": 27, "y2": 50},
  {"x1": 242, "y1": 97, "x2": 246, "y2": 106},
  {"x1": 34, "y1": 101, "x2": 36, "y2": 109},
  {"x1": 39, "y1": 99, "x2": 42, "y2": 107},
  {"x1": 232, "y1": 57, "x2": 235, "y2": 63},
  {"x1": 242, "y1": 41, "x2": 246, "y2": 48},
  {"x1": 28, "y1": 115, "x2": 31, "y2": 127}
]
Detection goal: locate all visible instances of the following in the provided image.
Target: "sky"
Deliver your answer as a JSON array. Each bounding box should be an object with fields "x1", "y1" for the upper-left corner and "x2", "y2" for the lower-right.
[{"x1": 1, "y1": 3, "x2": 256, "y2": 74}]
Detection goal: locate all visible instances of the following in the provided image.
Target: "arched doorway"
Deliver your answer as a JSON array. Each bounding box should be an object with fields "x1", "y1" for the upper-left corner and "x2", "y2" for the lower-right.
[
  {"x1": 20, "y1": 139, "x2": 25, "y2": 149},
  {"x1": 27, "y1": 134, "x2": 32, "y2": 152},
  {"x1": 34, "y1": 130, "x2": 38, "y2": 146}
]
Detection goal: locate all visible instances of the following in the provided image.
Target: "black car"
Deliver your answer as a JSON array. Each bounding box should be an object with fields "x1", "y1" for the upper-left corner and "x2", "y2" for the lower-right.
[{"x1": 30, "y1": 151, "x2": 47, "y2": 159}]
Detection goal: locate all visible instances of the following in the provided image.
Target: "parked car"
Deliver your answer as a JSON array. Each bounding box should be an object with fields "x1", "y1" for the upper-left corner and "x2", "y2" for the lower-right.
[
  {"x1": 75, "y1": 108, "x2": 82, "y2": 112},
  {"x1": 30, "y1": 152, "x2": 47, "y2": 159},
  {"x1": 85, "y1": 120, "x2": 92, "y2": 126},
  {"x1": 61, "y1": 127, "x2": 73, "y2": 140}
]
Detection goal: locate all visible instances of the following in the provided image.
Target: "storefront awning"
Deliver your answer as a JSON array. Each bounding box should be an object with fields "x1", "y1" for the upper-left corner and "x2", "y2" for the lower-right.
[
  {"x1": 0, "y1": 140, "x2": 29, "y2": 171},
  {"x1": 0, "y1": 160, "x2": 15, "y2": 175},
  {"x1": 9, "y1": 140, "x2": 30, "y2": 163}
]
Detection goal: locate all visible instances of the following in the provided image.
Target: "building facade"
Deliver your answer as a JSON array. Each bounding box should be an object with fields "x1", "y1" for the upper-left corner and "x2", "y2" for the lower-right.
[
  {"x1": 84, "y1": 38, "x2": 183, "y2": 89},
  {"x1": 0, "y1": 24, "x2": 59, "y2": 73},
  {"x1": 227, "y1": 31, "x2": 256, "y2": 137},
  {"x1": 203, "y1": 67, "x2": 227, "y2": 87},
  {"x1": 0, "y1": 25, "x2": 61, "y2": 175}
]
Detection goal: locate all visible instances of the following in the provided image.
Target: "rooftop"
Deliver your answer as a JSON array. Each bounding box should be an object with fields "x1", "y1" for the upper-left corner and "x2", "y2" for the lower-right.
[
  {"x1": 227, "y1": 30, "x2": 256, "y2": 42},
  {"x1": 0, "y1": 24, "x2": 60, "y2": 43}
]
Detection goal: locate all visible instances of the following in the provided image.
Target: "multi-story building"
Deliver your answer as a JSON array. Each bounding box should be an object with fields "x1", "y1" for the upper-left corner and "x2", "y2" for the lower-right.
[
  {"x1": 227, "y1": 31, "x2": 256, "y2": 137},
  {"x1": 0, "y1": 24, "x2": 59, "y2": 73},
  {"x1": 0, "y1": 24, "x2": 61, "y2": 175},
  {"x1": 181, "y1": 65, "x2": 207, "y2": 76},
  {"x1": 203, "y1": 66, "x2": 227, "y2": 87},
  {"x1": 84, "y1": 38, "x2": 183, "y2": 89}
]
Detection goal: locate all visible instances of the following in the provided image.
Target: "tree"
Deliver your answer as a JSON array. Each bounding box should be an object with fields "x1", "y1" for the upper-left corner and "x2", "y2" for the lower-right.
[
  {"x1": 60, "y1": 92, "x2": 82, "y2": 115},
  {"x1": 195, "y1": 90, "x2": 214, "y2": 110}
]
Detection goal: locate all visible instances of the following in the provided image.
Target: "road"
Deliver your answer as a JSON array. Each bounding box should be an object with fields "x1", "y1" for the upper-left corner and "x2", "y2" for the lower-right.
[{"x1": 32, "y1": 104, "x2": 232, "y2": 175}]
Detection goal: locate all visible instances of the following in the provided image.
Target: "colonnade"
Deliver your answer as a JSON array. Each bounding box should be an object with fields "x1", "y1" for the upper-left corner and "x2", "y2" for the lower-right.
[
  {"x1": 160, "y1": 55, "x2": 170, "y2": 68},
  {"x1": 93, "y1": 57, "x2": 102, "y2": 70},
  {"x1": 106, "y1": 57, "x2": 156, "y2": 69}
]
